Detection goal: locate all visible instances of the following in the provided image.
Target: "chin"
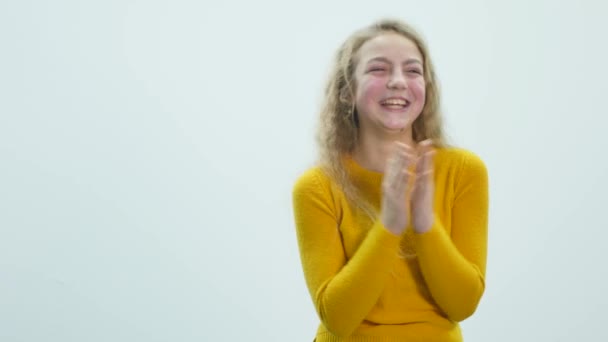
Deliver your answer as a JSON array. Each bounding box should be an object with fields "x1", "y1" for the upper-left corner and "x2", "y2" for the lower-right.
[{"x1": 383, "y1": 120, "x2": 412, "y2": 132}]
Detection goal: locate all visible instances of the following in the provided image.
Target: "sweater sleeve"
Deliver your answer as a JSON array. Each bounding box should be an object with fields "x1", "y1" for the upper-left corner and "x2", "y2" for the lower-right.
[
  {"x1": 292, "y1": 169, "x2": 402, "y2": 338},
  {"x1": 414, "y1": 151, "x2": 489, "y2": 322}
]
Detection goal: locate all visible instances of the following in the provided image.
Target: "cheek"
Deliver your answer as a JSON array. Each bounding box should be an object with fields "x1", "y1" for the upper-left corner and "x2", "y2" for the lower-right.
[
  {"x1": 411, "y1": 79, "x2": 426, "y2": 99},
  {"x1": 357, "y1": 78, "x2": 385, "y2": 103}
]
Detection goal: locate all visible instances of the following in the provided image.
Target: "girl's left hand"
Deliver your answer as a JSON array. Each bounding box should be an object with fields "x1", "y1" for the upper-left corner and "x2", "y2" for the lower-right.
[{"x1": 410, "y1": 139, "x2": 436, "y2": 234}]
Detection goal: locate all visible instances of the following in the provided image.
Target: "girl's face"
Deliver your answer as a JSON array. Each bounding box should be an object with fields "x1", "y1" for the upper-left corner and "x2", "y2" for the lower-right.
[{"x1": 353, "y1": 32, "x2": 426, "y2": 136}]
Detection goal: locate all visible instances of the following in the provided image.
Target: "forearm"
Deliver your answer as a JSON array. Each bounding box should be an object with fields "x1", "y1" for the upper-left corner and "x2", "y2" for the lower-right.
[
  {"x1": 305, "y1": 222, "x2": 401, "y2": 337},
  {"x1": 414, "y1": 221, "x2": 485, "y2": 321}
]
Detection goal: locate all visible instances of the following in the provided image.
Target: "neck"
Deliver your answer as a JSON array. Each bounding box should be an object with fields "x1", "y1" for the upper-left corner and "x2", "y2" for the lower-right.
[{"x1": 353, "y1": 127, "x2": 415, "y2": 173}]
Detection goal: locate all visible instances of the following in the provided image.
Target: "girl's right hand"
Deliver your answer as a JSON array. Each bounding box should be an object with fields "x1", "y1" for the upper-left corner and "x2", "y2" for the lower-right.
[{"x1": 380, "y1": 142, "x2": 417, "y2": 235}]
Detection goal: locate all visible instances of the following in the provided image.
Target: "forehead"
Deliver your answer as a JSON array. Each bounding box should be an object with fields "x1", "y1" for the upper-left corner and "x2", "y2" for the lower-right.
[{"x1": 356, "y1": 32, "x2": 422, "y2": 64}]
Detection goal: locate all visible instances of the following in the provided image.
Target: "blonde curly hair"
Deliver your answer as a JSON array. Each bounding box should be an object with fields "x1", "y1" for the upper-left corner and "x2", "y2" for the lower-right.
[{"x1": 316, "y1": 18, "x2": 450, "y2": 219}]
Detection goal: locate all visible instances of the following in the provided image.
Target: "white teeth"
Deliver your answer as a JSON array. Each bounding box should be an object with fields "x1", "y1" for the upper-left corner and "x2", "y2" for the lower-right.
[{"x1": 381, "y1": 99, "x2": 408, "y2": 106}]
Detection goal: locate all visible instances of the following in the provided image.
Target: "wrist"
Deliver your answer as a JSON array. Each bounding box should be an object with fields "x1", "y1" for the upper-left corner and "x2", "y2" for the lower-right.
[
  {"x1": 413, "y1": 214, "x2": 434, "y2": 234},
  {"x1": 382, "y1": 219, "x2": 405, "y2": 236}
]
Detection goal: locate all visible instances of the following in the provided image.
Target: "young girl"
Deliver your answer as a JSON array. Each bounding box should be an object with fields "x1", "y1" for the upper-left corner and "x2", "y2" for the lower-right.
[{"x1": 292, "y1": 19, "x2": 489, "y2": 342}]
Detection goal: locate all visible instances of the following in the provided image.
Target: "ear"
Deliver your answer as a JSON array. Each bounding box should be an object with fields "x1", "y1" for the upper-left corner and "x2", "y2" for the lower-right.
[{"x1": 338, "y1": 76, "x2": 356, "y2": 104}]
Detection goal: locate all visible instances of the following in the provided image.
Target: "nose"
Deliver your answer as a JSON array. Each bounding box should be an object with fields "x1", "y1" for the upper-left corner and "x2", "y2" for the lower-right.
[{"x1": 387, "y1": 69, "x2": 407, "y2": 90}]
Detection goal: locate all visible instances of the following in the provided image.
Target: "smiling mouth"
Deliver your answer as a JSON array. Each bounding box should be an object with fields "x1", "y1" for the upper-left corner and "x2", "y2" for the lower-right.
[{"x1": 380, "y1": 98, "x2": 411, "y2": 110}]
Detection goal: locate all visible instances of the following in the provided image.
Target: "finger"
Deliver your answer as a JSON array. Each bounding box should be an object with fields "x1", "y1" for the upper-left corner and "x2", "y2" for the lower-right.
[
  {"x1": 390, "y1": 143, "x2": 413, "y2": 180},
  {"x1": 392, "y1": 164, "x2": 414, "y2": 196},
  {"x1": 407, "y1": 173, "x2": 417, "y2": 197},
  {"x1": 393, "y1": 155, "x2": 413, "y2": 190},
  {"x1": 384, "y1": 155, "x2": 399, "y2": 187},
  {"x1": 387, "y1": 142, "x2": 403, "y2": 169},
  {"x1": 396, "y1": 168, "x2": 419, "y2": 201},
  {"x1": 405, "y1": 166, "x2": 417, "y2": 195},
  {"x1": 418, "y1": 139, "x2": 433, "y2": 151},
  {"x1": 384, "y1": 142, "x2": 418, "y2": 195},
  {"x1": 400, "y1": 150, "x2": 418, "y2": 188},
  {"x1": 395, "y1": 141, "x2": 415, "y2": 156},
  {"x1": 415, "y1": 139, "x2": 431, "y2": 157},
  {"x1": 394, "y1": 168, "x2": 409, "y2": 193},
  {"x1": 417, "y1": 149, "x2": 436, "y2": 179},
  {"x1": 384, "y1": 155, "x2": 406, "y2": 193},
  {"x1": 396, "y1": 141, "x2": 415, "y2": 150}
]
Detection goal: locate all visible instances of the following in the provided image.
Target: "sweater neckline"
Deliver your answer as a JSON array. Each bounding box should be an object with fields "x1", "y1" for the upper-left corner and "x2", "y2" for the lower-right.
[{"x1": 343, "y1": 155, "x2": 384, "y2": 195}]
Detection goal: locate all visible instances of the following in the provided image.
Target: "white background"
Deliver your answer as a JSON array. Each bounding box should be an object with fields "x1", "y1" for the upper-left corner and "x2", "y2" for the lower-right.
[{"x1": 1, "y1": 0, "x2": 607, "y2": 341}]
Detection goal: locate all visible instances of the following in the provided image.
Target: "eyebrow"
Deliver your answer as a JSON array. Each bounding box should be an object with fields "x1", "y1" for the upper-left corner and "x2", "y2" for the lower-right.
[{"x1": 366, "y1": 57, "x2": 423, "y2": 66}]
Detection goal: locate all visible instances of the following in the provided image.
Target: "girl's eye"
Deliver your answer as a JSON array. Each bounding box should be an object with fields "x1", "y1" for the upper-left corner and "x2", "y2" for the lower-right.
[{"x1": 408, "y1": 69, "x2": 423, "y2": 75}]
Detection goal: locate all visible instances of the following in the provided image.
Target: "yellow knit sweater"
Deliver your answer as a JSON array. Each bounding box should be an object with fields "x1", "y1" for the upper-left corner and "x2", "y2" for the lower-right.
[{"x1": 292, "y1": 147, "x2": 489, "y2": 342}]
